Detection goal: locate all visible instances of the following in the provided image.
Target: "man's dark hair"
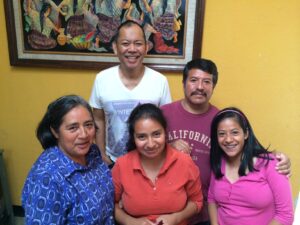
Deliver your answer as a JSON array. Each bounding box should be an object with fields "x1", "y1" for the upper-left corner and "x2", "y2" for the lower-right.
[
  {"x1": 183, "y1": 58, "x2": 218, "y2": 87},
  {"x1": 112, "y1": 20, "x2": 146, "y2": 43}
]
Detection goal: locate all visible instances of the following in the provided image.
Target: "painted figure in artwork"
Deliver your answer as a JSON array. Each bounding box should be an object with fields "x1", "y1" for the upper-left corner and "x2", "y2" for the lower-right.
[
  {"x1": 94, "y1": 0, "x2": 130, "y2": 44},
  {"x1": 25, "y1": 0, "x2": 60, "y2": 49},
  {"x1": 152, "y1": 0, "x2": 181, "y2": 53}
]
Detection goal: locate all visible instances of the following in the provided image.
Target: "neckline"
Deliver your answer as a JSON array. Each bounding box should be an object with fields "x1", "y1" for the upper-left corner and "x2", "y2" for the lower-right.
[
  {"x1": 221, "y1": 157, "x2": 260, "y2": 184},
  {"x1": 178, "y1": 100, "x2": 213, "y2": 117},
  {"x1": 117, "y1": 66, "x2": 146, "y2": 91}
]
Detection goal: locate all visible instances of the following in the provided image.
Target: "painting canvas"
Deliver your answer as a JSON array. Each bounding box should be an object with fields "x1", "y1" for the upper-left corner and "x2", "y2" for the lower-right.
[{"x1": 4, "y1": 0, "x2": 205, "y2": 71}]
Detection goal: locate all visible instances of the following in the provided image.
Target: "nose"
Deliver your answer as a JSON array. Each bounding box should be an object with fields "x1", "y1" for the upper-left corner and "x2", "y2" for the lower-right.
[
  {"x1": 224, "y1": 134, "x2": 233, "y2": 143},
  {"x1": 197, "y1": 80, "x2": 204, "y2": 90},
  {"x1": 78, "y1": 126, "x2": 88, "y2": 138},
  {"x1": 146, "y1": 137, "x2": 155, "y2": 148},
  {"x1": 128, "y1": 43, "x2": 137, "y2": 52}
]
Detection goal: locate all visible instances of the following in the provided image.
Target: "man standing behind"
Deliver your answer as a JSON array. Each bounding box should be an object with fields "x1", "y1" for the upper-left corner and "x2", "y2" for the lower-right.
[
  {"x1": 90, "y1": 20, "x2": 171, "y2": 167},
  {"x1": 161, "y1": 58, "x2": 218, "y2": 225},
  {"x1": 161, "y1": 58, "x2": 290, "y2": 225}
]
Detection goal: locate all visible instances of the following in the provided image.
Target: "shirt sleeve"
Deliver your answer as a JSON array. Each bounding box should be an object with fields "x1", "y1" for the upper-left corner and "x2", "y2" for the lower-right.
[
  {"x1": 185, "y1": 157, "x2": 203, "y2": 212},
  {"x1": 265, "y1": 157, "x2": 294, "y2": 225},
  {"x1": 207, "y1": 172, "x2": 216, "y2": 203},
  {"x1": 111, "y1": 160, "x2": 123, "y2": 203},
  {"x1": 159, "y1": 77, "x2": 172, "y2": 106},
  {"x1": 89, "y1": 74, "x2": 103, "y2": 109},
  {"x1": 22, "y1": 172, "x2": 66, "y2": 225}
]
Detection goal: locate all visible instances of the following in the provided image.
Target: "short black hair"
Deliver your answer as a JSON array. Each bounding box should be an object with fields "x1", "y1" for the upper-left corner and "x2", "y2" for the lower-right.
[
  {"x1": 112, "y1": 20, "x2": 146, "y2": 43},
  {"x1": 183, "y1": 58, "x2": 218, "y2": 87}
]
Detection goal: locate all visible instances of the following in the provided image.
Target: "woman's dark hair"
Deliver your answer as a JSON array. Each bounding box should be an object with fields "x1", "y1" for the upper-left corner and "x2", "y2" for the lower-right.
[
  {"x1": 210, "y1": 107, "x2": 271, "y2": 178},
  {"x1": 36, "y1": 95, "x2": 94, "y2": 149},
  {"x1": 126, "y1": 103, "x2": 167, "y2": 151}
]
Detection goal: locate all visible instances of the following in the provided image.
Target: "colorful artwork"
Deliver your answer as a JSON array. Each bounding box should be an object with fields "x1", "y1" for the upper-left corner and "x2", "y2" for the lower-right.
[
  {"x1": 5, "y1": 0, "x2": 204, "y2": 71},
  {"x1": 21, "y1": 0, "x2": 186, "y2": 55}
]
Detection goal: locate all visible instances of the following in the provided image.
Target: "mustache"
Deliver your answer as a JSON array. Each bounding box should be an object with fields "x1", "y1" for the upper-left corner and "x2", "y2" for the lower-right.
[{"x1": 191, "y1": 90, "x2": 207, "y2": 97}]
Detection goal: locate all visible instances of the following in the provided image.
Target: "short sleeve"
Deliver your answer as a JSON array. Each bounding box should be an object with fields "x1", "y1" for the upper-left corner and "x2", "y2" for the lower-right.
[
  {"x1": 159, "y1": 77, "x2": 172, "y2": 106},
  {"x1": 111, "y1": 160, "x2": 123, "y2": 203},
  {"x1": 264, "y1": 157, "x2": 294, "y2": 225},
  {"x1": 207, "y1": 172, "x2": 216, "y2": 203},
  {"x1": 89, "y1": 73, "x2": 103, "y2": 109},
  {"x1": 185, "y1": 156, "x2": 203, "y2": 212}
]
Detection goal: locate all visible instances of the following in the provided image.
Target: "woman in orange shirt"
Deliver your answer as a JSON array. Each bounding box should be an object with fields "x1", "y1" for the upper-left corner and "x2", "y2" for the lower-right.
[{"x1": 112, "y1": 103, "x2": 203, "y2": 225}]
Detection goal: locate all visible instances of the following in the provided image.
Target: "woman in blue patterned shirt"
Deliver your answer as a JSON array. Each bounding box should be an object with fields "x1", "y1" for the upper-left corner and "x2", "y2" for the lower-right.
[{"x1": 22, "y1": 95, "x2": 114, "y2": 225}]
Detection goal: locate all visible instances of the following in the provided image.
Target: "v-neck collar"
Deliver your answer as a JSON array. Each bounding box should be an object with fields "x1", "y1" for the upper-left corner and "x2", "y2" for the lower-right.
[{"x1": 117, "y1": 66, "x2": 146, "y2": 92}]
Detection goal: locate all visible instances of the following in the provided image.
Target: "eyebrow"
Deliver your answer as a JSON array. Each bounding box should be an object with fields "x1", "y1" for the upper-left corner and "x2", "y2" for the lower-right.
[{"x1": 65, "y1": 119, "x2": 94, "y2": 126}]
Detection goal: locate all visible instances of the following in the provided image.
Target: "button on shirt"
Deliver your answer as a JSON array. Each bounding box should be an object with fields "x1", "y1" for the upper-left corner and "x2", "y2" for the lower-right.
[
  {"x1": 112, "y1": 144, "x2": 203, "y2": 225},
  {"x1": 208, "y1": 157, "x2": 293, "y2": 225},
  {"x1": 22, "y1": 144, "x2": 114, "y2": 225}
]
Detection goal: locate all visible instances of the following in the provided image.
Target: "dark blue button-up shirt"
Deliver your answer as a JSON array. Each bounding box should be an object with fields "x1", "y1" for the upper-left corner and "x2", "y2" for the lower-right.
[{"x1": 22, "y1": 144, "x2": 114, "y2": 225}]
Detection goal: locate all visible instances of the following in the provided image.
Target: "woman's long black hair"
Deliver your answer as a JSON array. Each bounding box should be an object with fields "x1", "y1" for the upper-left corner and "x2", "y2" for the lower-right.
[{"x1": 210, "y1": 107, "x2": 271, "y2": 178}]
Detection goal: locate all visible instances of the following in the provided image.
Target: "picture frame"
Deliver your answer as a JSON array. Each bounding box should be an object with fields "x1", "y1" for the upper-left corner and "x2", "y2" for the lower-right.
[{"x1": 4, "y1": 0, "x2": 205, "y2": 72}]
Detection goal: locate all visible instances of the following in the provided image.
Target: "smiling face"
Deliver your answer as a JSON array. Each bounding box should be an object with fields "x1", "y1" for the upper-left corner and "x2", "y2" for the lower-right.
[
  {"x1": 133, "y1": 118, "x2": 166, "y2": 160},
  {"x1": 113, "y1": 24, "x2": 147, "y2": 72},
  {"x1": 217, "y1": 118, "x2": 248, "y2": 160},
  {"x1": 183, "y1": 68, "x2": 214, "y2": 110},
  {"x1": 51, "y1": 106, "x2": 96, "y2": 165},
  {"x1": 217, "y1": 118, "x2": 248, "y2": 161}
]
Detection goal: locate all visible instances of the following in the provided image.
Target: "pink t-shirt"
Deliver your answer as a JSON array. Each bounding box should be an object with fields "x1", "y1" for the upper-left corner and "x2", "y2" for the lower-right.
[
  {"x1": 112, "y1": 145, "x2": 203, "y2": 225},
  {"x1": 208, "y1": 156, "x2": 294, "y2": 225}
]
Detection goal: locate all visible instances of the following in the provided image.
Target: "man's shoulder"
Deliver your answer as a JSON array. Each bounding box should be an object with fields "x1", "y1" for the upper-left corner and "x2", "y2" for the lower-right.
[
  {"x1": 161, "y1": 100, "x2": 181, "y2": 111},
  {"x1": 208, "y1": 104, "x2": 220, "y2": 114},
  {"x1": 95, "y1": 66, "x2": 119, "y2": 80},
  {"x1": 144, "y1": 66, "x2": 166, "y2": 79}
]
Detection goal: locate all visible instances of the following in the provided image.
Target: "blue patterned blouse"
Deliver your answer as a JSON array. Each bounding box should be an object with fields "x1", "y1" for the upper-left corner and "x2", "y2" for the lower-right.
[{"x1": 22, "y1": 144, "x2": 114, "y2": 225}]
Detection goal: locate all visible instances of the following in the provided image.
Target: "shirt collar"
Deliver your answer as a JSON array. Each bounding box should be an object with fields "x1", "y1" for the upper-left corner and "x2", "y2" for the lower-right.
[
  {"x1": 131, "y1": 144, "x2": 178, "y2": 176},
  {"x1": 52, "y1": 145, "x2": 96, "y2": 178}
]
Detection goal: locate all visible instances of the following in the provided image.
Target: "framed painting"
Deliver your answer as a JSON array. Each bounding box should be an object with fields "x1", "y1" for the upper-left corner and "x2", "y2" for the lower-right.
[{"x1": 4, "y1": 0, "x2": 205, "y2": 72}]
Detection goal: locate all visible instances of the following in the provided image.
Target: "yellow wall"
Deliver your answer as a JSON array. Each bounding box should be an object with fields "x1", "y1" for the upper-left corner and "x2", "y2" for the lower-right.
[{"x1": 0, "y1": 1, "x2": 299, "y2": 205}]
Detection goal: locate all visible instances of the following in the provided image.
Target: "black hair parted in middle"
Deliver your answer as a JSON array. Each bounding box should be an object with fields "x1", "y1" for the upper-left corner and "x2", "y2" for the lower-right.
[
  {"x1": 210, "y1": 107, "x2": 272, "y2": 179},
  {"x1": 126, "y1": 103, "x2": 167, "y2": 151}
]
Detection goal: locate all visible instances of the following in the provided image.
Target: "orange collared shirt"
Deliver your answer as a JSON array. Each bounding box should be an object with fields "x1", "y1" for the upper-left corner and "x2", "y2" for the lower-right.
[{"x1": 112, "y1": 144, "x2": 203, "y2": 225}]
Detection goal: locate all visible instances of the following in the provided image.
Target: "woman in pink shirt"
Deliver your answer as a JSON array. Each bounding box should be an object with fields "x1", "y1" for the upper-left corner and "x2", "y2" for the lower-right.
[
  {"x1": 208, "y1": 107, "x2": 294, "y2": 225},
  {"x1": 112, "y1": 103, "x2": 203, "y2": 225}
]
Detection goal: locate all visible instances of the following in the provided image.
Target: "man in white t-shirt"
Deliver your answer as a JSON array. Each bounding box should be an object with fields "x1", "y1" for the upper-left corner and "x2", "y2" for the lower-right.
[{"x1": 89, "y1": 20, "x2": 171, "y2": 166}]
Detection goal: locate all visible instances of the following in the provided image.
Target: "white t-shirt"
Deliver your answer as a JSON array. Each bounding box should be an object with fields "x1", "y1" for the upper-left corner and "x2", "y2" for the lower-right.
[{"x1": 89, "y1": 66, "x2": 171, "y2": 161}]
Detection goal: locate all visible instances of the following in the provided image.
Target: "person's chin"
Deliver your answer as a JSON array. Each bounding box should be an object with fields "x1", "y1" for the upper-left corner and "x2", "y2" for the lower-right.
[
  {"x1": 143, "y1": 151, "x2": 159, "y2": 158},
  {"x1": 126, "y1": 60, "x2": 141, "y2": 68},
  {"x1": 75, "y1": 145, "x2": 91, "y2": 155}
]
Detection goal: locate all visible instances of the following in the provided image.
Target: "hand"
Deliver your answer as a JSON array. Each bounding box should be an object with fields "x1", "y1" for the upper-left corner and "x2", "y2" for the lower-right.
[
  {"x1": 125, "y1": 217, "x2": 156, "y2": 225},
  {"x1": 275, "y1": 152, "x2": 291, "y2": 177},
  {"x1": 155, "y1": 214, "x2": 179, "y2": 225},
  {"x1": 170, "y1": 139, "x2": 191, "y2": 154}
]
